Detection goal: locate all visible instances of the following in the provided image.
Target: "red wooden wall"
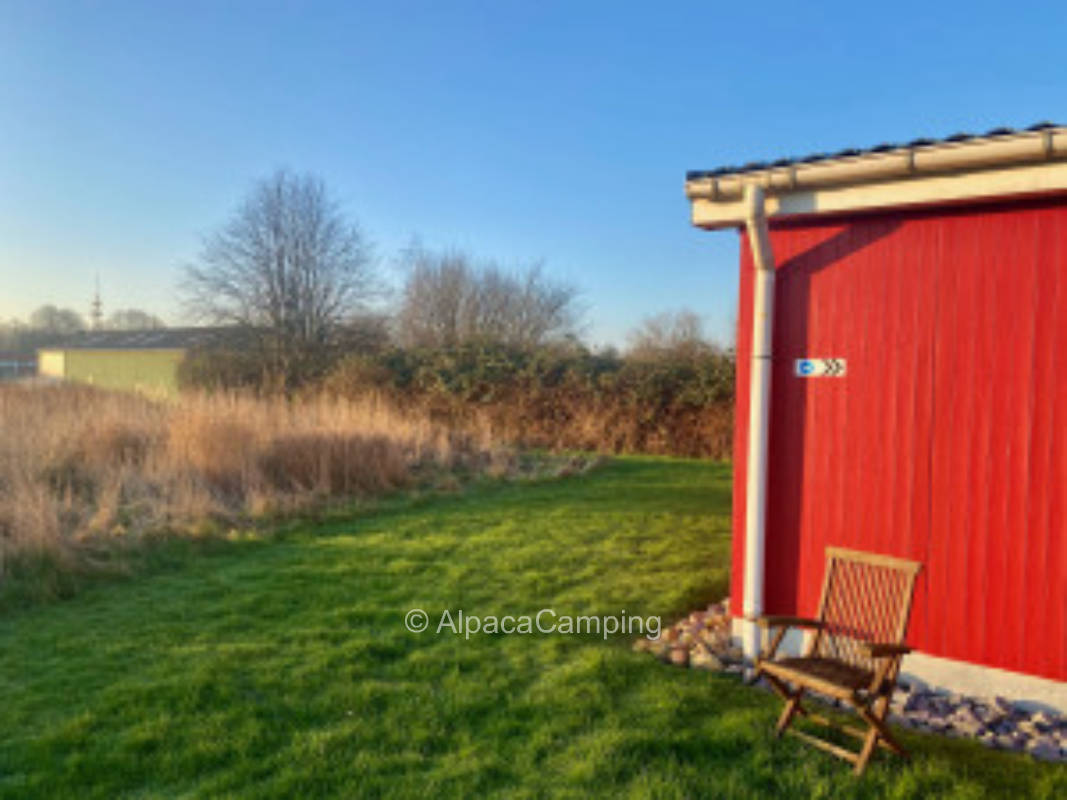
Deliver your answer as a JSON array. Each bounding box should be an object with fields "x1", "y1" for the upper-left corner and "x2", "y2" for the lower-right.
[{"x1": 730, "y1": 195, "x2": 1067, "y2": 681}]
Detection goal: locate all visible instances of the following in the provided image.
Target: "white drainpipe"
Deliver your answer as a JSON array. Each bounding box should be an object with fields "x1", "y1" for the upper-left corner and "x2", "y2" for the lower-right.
[{"x1": 741, "y1": 184, "x2": 776, "y2": 663}]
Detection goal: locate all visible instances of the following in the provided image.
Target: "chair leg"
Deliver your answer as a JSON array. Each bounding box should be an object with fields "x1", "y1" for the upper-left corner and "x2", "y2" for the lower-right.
[
  {"x1": 775, "y1": 688, "x2": 806, "y2": 737},
  {"x1": 761, "y1": 671, "x2": 788, "y2": 700},
  {"x1": 857, "y1": 696, "x2": 908, "y2": 758},
  {"x1": 854, "y1": 722, "x2": 879, "y2": 775},
  {"x1": 853, "y1": 694, "x2": 897, "y2": 775},
  {"x1": 762, "y1": 673, "x2": 809, "y2": 713}
]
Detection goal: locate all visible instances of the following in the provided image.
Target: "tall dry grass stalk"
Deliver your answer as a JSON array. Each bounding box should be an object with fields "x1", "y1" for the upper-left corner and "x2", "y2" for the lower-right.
[{"x1": 0, "y1": 384, "x2": 505, "y2": 577}]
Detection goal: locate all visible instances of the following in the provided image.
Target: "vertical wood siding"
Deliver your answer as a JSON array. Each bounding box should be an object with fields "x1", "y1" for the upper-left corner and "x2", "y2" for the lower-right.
[{"x1": 730, "y1": 196, "x2": 1067, "y2": 681}]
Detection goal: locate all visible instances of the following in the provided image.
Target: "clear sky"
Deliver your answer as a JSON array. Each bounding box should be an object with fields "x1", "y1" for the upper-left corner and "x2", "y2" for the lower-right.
[{"x1": 1, "y1": 1, "x2": 1062, "y2": 347}]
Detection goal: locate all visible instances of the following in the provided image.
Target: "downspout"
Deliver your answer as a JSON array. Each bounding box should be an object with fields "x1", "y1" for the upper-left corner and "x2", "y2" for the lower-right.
[{"x1": 741, "y1": 184, "x2": 776, "y2": 664}]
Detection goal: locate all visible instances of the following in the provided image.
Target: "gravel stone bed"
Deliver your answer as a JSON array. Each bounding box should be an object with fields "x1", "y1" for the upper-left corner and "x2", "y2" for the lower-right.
[{"x1": 635, "y1": 600, "x2": 1067, "y2": 763}]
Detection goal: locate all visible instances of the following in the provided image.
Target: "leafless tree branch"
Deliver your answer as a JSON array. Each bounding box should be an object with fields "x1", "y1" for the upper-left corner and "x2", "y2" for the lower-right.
[
  {"x1": 395, "y1": 246, "x2": 582, "y2": 348},
  {"x1": 182, "y1": 169, "x2": 378, "y2": 353}
]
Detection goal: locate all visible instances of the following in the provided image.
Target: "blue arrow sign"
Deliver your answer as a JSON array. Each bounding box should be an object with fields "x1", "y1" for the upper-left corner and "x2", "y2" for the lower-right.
[{"x1": 795, "y1": 358, "x2": 846, "y2": 377}]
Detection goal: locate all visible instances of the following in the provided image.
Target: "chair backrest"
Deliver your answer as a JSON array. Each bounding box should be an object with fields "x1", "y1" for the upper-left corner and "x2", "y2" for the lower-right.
[{"x1": 807, "y1": 547, "x2": 922, "y2": 673}]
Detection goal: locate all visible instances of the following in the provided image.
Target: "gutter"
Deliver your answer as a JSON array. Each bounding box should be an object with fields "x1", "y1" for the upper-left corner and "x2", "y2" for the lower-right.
[
  {"x1": 687, "y1": 128, "x2": 1066, "y2": 201},
  {"x1": 687, "y1": 127, "x2": 1067, "y2": 230}
]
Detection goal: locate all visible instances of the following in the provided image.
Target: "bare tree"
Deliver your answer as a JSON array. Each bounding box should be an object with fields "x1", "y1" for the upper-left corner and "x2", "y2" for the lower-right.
[
  {"x1": 107, "y1": 309, "x2": 165, "y2": 330},
  {"x1": 28, "y1": 305, "x2": 86, "y2": 335},
  {"x1": 626, "y1": 309, "x2": 717, "y2": 361},
  {"x1": 183, "y1": 170, "x2": 378, "y2": 355},
  {"x1": 396, "y1": 246, "x2": 581, "y2": 348}
]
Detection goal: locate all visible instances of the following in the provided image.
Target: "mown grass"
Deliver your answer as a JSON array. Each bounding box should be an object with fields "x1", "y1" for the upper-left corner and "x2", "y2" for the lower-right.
[{"x1": 0, "y1": 458, "x2": 1062, "y2": 798}]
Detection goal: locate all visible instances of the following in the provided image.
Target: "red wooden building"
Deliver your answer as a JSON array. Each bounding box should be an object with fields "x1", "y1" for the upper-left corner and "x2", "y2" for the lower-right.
[{"x1": 686, "y1": 124, "x2": 1067, "y2": 706}]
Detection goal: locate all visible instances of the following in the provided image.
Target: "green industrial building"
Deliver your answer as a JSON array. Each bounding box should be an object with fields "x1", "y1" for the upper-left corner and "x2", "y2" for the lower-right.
[{"x1": 37, "y1": 328, "x2": 227, "y2": 396}]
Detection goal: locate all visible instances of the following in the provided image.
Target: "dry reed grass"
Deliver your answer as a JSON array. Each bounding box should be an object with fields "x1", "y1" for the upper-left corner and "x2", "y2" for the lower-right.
[{"x1": 0, "y1": 383, "x2": 505, "y2": 580}]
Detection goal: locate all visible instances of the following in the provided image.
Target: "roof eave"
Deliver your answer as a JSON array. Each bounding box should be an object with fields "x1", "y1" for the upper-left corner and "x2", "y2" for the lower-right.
[{"x1": 687, "y1": 127, "x2": 1067, "y2": 229}]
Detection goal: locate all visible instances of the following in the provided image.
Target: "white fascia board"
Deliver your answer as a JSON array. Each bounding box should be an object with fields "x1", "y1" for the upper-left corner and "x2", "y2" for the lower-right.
[{"x1": 691, "y1": 161, "x2": 1067, "y2": 230}]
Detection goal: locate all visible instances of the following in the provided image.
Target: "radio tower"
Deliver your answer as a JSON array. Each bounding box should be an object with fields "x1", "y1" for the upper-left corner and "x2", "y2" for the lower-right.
[{"x1": 90, "y1": 274, "x2": 103, "y2": 330}]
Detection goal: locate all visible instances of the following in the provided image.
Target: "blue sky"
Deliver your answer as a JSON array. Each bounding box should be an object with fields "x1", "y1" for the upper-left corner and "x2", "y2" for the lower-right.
[{"x1": 0, "y1": 1, "x2": 1062, "y2": 347}]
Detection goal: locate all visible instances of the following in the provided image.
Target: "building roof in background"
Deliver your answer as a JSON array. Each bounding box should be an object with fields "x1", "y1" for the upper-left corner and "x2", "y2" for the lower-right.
[
  {"x1": 0, "y1": 351, "x2": 36, "y2": 362},
  {"x1": 40, "y1": 327, "x2": 239, "y2": 351}
]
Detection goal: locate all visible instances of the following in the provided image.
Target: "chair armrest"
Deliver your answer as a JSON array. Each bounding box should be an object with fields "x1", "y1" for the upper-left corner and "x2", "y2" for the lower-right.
[
  {"x1": 751, "y1": 615, "x2": 825, "y2": 631},
  {"x1": 748, "y1": 616, "x2": 824, "y2": 664},
  {"x1": 860, "y1": 642, "x2": 912, "y2": 658}
]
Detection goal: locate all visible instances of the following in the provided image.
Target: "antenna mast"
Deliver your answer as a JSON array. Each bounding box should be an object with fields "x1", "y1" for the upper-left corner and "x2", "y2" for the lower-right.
[{"x1": 90, "y1": 274, "x2": 103, "y2": 330}]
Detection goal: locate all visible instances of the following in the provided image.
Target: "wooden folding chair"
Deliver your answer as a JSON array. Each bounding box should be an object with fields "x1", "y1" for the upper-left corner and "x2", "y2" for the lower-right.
[{"x1": 753, "y1": 547, "x2": 922, "y2": 775}]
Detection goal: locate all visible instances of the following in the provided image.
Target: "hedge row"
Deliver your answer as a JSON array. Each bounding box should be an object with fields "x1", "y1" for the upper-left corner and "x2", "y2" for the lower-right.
[
  {"x1": 179, "y1": 341, "x2": 736, "y2": 459},
  {"x1": 319, "y1": 343, "x2": 735, "y2": 459}
]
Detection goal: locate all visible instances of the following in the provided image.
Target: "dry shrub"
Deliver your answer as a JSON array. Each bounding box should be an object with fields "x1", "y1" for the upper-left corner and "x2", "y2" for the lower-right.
[
  {"x1": 0, "y1": 383, "x2": 505, "y2": 586},
  {"x1": 405, "y1": 392, "x2": 734, "y2": 460},
  {"x1": 167, "y1": 413, "x2": 257, "y2": 496},
  {"x1": 258, "y1": 433, "x2": 408, "y2": 495},
  {"x1": 0, "y1": 479, "x2": 75, "y2": 565},
  {"x1": 78, "y1": 421, "x2": 156, "y2": 468}
]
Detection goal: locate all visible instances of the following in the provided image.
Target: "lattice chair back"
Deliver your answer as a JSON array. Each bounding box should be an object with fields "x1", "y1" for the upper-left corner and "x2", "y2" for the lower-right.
[{"x1": 808, "y1": 547, "x2": 923, "y2": 675}]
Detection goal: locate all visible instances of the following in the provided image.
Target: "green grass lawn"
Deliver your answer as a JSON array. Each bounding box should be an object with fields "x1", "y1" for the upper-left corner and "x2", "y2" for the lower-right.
[{"x1": 0, "y1": 457, "x2": 1063, "y2": 798}]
